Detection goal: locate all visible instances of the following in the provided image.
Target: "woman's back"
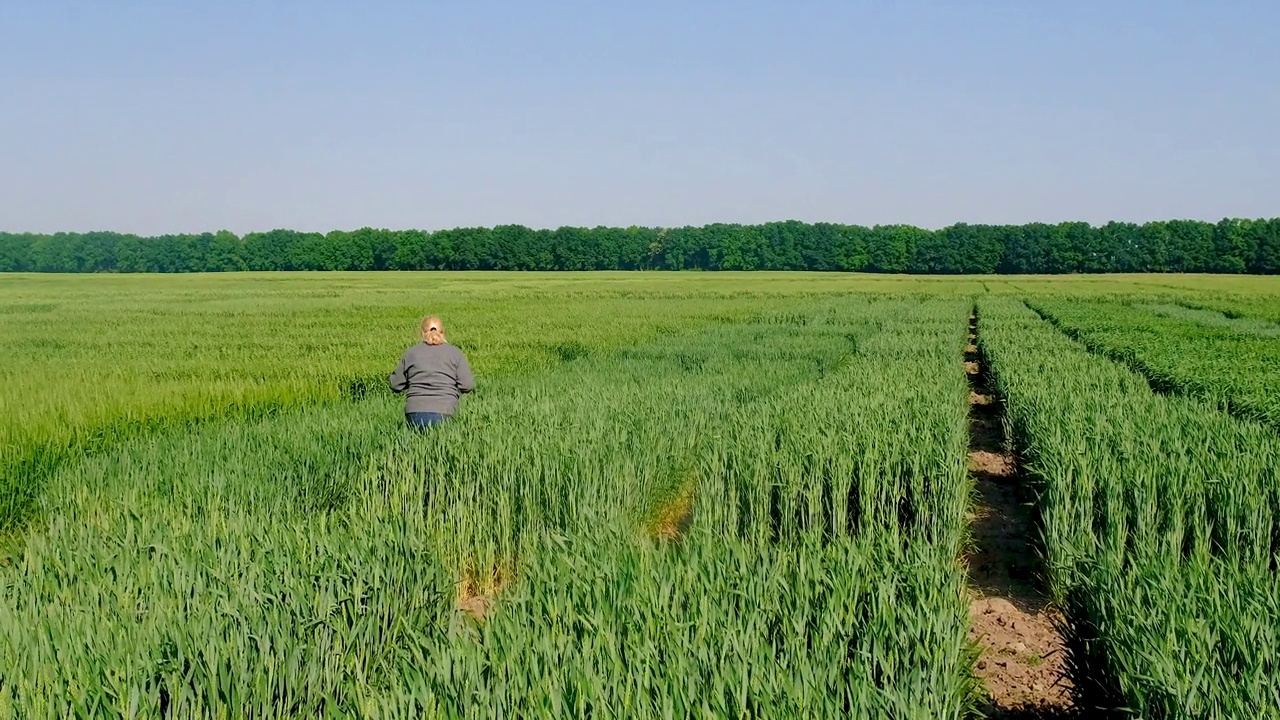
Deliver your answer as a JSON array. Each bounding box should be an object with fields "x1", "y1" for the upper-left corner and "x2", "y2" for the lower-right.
[
  {"x1": 389, "y1": 342, "x2": 475, "y2": 416},
  {"x1": 388, "y1": 316, "x2": 475, "y2": 422}
]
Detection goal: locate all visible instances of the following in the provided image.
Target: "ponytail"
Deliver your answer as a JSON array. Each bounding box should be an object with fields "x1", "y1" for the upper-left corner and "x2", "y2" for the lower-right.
[{"x1": 421, "y1": 316, "x2": 446, "y2": 345}]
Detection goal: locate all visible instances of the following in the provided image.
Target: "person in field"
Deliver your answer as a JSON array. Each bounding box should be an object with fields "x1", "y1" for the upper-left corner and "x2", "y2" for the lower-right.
[{"x1": 389, "y1": 316, "x2": 475, "y2": 429}]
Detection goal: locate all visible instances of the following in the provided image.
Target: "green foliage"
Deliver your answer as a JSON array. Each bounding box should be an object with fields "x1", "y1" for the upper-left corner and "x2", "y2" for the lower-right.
[
  {"x1": 5, "y1": 216, "x2": 1280, "y2": 274},
  {"x1": 0, "y1": 273, "x2": 862, "y2": 532},
  {"x1": 4, "y1": 273, "x2": 1280, "y2": 716},
  {"x1": 0, "y1": 295, "x2": 978, "y2": 717},
  {"x1": 11, "y1": 271, "x2": 1242, "y2": 533}
]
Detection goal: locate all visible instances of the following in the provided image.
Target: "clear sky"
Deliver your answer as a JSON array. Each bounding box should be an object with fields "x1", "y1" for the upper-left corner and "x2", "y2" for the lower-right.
[{"x1": 2, "y1": 1, "x2": 1277, "y2": 235}]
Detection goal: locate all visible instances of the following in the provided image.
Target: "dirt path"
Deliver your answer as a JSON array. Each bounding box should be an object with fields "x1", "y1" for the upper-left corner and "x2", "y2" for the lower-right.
[{"x1": 964, "y1": 315, "x2": 1075, "y2": 717}]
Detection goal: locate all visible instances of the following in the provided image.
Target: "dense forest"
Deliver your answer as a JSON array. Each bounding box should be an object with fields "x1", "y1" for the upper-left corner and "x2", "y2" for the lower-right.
[{"x1": 2, "y1": 218, "x2": 1278, "y2": 274}]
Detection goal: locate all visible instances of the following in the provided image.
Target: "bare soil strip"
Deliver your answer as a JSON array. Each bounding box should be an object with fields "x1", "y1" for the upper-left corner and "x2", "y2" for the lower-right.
[
  {"x1": 964, "y1": 315, "x2": 1076, "y2": 717},
  {"x1": 650, "y1": 479, "x2": 696, "y2": 541},
  {"x1": 455, "y1": 564, "x2": 508, "y2": 621}
]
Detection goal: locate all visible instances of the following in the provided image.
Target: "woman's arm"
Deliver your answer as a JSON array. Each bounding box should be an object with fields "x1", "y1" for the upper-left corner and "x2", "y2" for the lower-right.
[
  {"x1": 456, "y1": 352, "x2": 475, "y2": 394},
  {"x1": 388, "y1": 353, "x2": 410, "y2": 394}
]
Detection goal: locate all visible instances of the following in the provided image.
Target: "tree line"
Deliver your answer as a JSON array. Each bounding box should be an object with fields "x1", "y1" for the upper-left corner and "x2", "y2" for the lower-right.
[{"x1": 2, "y1": 218, "x2": 1278, "y2": 274}]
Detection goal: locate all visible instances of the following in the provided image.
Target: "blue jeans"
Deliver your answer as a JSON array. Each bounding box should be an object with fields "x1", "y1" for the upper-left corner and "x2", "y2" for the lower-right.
[{"x1": 405, "y1": 412, "x2": 447, "y2": 429}]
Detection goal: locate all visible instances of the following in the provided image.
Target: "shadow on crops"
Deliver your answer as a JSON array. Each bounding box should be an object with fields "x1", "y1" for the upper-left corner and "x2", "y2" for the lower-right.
[
  {"x1": 975, "y1": 702, "x2": 1089, "y2": 719},
  {"x1": 342, "y1": 374, "x2": 393, "y2": 401},
  {"x1": 550, "y1": 341, "x2": 591, "y2": 364}
]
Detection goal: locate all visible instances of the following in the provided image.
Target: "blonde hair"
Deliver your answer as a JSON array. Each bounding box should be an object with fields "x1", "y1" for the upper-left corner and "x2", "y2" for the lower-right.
[{"x1": 421, "y1": 316, "x2": 446, "y2": 345}]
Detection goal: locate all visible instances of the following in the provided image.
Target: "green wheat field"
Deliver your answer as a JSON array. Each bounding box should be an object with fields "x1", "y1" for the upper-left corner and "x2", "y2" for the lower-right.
[{"x1": 2, "y1": 271, "x2": 1279, "y2": 718}]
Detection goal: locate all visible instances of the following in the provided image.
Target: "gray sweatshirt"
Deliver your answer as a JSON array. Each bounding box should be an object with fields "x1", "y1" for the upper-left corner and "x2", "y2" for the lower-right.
[{"x1": 388, "y1": 342, "x2": 475, "y2": 415}]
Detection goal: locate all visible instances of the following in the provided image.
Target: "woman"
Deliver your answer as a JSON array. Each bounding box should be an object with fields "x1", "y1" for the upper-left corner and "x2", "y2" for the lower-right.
[{"x1": 388, "y1": 316, "x2": 475, "y2": 428}]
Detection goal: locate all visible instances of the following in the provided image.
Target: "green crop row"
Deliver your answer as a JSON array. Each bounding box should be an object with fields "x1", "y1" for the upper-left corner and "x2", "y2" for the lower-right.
[
  {"x1": 978, "y1": 298, "x2": 1280, "y2": 718},
  {"x1": 1030, "y1": 298, "x2": 1280, "y2": 429},
  {"x1": 1181, "y1": 293, "x2": 1280, "y2": 325},
  {"x1": 1, "y1": 296, "x2": 977, "y2": 718},
  {"x1": 1144, "y1": 303, "x2": 1280, "y2": 338}
]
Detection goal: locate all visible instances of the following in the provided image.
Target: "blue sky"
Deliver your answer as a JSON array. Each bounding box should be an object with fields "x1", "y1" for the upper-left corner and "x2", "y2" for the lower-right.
[{"x1": 2, "y1": 1, "x2": 1277, "y2": 234}]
